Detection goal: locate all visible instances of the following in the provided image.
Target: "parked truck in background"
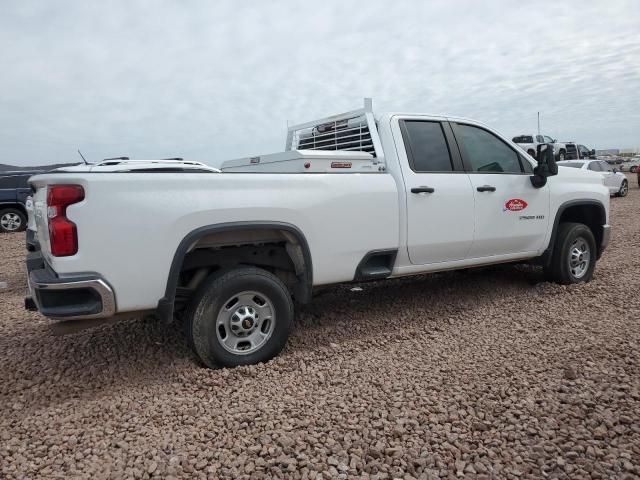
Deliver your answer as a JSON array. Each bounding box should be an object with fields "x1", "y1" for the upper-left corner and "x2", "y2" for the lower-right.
[
  {"x1": 512, "y1": 134, "x2": 567, "y2": 161},
  {"x1": 564, "y1": 142, "x2": 597, "y2": 160},
  {"x1": 25, "y1": 99, "x2": 611, "y2": 368}
]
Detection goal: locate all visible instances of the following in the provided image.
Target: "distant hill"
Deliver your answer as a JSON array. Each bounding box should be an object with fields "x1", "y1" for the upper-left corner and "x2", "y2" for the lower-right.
[{"x1": 0, "y1": 163, "x2": 79, "y2": 173}]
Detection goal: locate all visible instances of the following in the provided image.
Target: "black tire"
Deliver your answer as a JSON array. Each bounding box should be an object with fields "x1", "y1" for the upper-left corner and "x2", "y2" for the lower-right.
[
  {"x1": 545, "y1": 222, "x2": 597, "y2": 285},
  {"x1": 0, "y1": 208, "x2": 27, "y2": 233},
  {"x1": 617, "y1": 180, "x2": 628, "y2": 197},
  {"x1": 185, "y1": 267, "x2": 293, "y2": 368},
  {"x1": 558, "y1": 150, "x2": 566, "y2": 161},
  {"x1": 630, "y1": 166, "x2": 637, "y2": 173}
]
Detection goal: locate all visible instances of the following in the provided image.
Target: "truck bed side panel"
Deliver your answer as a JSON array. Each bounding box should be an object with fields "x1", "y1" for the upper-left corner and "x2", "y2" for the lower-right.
[{"x1": 31, "y1": 172, "x2": 399, "y2": 312}]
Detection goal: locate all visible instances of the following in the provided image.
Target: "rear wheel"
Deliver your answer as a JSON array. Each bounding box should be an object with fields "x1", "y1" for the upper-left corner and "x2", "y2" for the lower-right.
[
  {"x1": 558, "y1": 150, "x2": 566, "y2": 161},
  {"x1": 185, "y1": 267, "x2": 294, "y2": 368},
  {"x1": 545, "y1": 222, "x2": 596, "y2": 284},
  {"x1": 0, "y1": 208, "x2": 26, "y2": 233},
  {"x1": 617, "y1": 180, "x2": 628, "y2": 197},
  {"x1": 630, "y1": 166, "x2": 637, "y2": 173}
]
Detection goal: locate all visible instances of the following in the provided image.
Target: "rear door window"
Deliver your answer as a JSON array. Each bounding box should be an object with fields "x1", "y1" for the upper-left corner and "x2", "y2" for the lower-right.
[
  {"x1": 588, "y1": 161, "x2": 601, "y2": 171},
  {"x1": 401, "y1": 121, "x2": 454, "y2": 172},
  {"x1": 599, "y1": 161, "x2": 612, "y2": 172},
  {"x1": 455, "y1": 124, "x2": 523, "y2": 174},
  {"x1": 0, "y1": 174, "x2": 30, "y2": 189},
  {"x1": 512, "y1": 136, "x2": 533, "y2": 144}
]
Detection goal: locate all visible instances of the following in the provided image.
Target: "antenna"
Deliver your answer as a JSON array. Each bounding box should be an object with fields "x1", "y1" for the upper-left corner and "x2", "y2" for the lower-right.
[{"x1": 77, "y1": 149, "x2": 89, "y2": 165}]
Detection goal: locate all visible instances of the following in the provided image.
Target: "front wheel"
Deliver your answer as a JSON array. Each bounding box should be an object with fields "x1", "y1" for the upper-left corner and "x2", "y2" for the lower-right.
[
  {"x1": 558, "y1": 151, "x2": 566, "y2": 161},
  {"x1": 630, "y1": 166, "x2": 638, "y2": 173},
  {"x1": 186, "y1": 267, "x2": 294, "y2": 368},
  {"x1": 617, "y1": 180, "x2": 628, "y2": 197},
  {"x1": 545, "y1": 222, "x2": 597, "y2": 284}
]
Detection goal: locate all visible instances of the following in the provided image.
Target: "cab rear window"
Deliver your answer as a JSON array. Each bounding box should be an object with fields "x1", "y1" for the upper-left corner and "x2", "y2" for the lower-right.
[{"x1": 512, "y1": 136, "x2": 533, "y2": 143}]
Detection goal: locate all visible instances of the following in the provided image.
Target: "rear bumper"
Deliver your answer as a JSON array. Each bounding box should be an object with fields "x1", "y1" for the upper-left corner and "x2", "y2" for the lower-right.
[{"x1": 25, "y1": 251, "x2": 116, "y2": 320}]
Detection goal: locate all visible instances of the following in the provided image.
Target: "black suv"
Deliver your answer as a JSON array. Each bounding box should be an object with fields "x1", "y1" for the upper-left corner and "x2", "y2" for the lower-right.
[{"x1": 0, "y1": 171, "x2": 41, "y2": 233}]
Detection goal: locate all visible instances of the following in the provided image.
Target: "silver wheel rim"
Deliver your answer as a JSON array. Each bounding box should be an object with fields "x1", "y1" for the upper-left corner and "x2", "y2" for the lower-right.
[
  {"x1": 559, "y1": 153, "x2": 565, "y2": 160},
  {"x1": 620, "y1": 182, "x2": 627, "y2": 195},
  {"x1": 216, "y1": 290, "x2": 276, "y2": 355},
  {"x1": 1, "y1": 213, "x2": 22, "y2": 231},
  {"x1": 568, "y1": 237, "x2": 590, "y2": 279}
]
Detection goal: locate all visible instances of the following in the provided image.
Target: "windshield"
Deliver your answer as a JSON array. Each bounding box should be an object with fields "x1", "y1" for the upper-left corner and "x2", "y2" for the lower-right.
[{"x1": 512, "y1": 136, "x2": 533, "y2": 143}]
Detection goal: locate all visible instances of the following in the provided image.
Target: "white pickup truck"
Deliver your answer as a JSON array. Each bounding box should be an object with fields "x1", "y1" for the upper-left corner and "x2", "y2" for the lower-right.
[
  {"x1": 25, "y1": 99, "x2": 611, "y2": 368},
  {"x1": 512, "y1": 134, "x2": 567, "y2": 161}
]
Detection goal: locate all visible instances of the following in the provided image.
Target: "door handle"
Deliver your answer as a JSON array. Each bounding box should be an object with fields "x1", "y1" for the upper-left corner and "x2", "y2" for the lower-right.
[
  {"x1": 476, "y1": 185, "x2": 496, "y2": 192},
  {"x1": 411, "y1": 186, "x2": 435, "y2": 194}
]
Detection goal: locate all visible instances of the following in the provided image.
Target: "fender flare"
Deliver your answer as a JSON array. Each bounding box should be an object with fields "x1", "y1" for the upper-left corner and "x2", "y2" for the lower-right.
[
  {"x1": 0, "y1": 202, "x2": 27, "y2": 214},
  {"x1": 156, "y1": 221, "x2": 313, "y2": 323},
  {"x1": 541, "y1": 199, "x2": 607, "y2": 267}
]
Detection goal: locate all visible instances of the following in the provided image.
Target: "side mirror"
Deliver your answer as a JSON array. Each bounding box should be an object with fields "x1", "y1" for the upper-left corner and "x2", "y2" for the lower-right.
[
  {"x1": 590, "y1": 149, "x2": 596, "y2": 158},
  {"x1": 530, "y1": 144, "x2": 558, "y2": 188}
]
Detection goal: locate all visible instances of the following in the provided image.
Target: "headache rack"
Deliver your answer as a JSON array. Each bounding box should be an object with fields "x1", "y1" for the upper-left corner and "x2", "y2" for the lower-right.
[
  {"x1": 286, "y1": 98, "x2": 384, "y2": 164},
  {"x1": 220, "y1": 98, "x2": 386, "y2": 173}
]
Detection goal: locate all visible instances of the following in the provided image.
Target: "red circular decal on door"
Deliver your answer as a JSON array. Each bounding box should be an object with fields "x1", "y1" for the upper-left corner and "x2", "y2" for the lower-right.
[{"x1": 505, "y1": 198, "x2": 528, "y2": 211}]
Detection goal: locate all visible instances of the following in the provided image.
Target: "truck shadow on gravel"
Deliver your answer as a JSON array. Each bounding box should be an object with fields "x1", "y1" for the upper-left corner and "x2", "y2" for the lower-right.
[
  {"x1": 291, "y1": 264, "x2": 545, "y2": 343},
  {"x1": 1, "y1": 264, "x2": 547, "y2": 410}
]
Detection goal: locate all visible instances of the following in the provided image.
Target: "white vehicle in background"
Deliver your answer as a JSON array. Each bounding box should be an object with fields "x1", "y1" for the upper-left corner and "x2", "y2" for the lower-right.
[
  {"x1": 619, "y1": 158, "x2": 640, "y2": 173},
  {"x1": 25, "y1": 99, "x2": 611, "y2": 368},
  {"x1": 558, "y1": 159, "x2": 628, "y2": 197},
  {"x1": 512, "y1": 134, "x2": 567, "y2": 160}
]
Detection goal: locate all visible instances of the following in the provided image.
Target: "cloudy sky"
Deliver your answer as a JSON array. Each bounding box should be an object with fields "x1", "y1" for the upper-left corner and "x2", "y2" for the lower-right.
[{"x1": 1, "y1": 0, "x2": 639, "y2": 166}]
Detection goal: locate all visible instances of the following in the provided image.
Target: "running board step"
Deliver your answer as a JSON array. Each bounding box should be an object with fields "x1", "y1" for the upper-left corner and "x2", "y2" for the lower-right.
[{"x1": 354, "y1": 249, "x2": 398, "y2": 281}]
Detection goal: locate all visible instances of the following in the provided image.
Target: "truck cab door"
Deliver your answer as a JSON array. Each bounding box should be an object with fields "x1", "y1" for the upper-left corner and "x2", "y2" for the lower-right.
[
  {"x1": 395, "y1": 118, "x2": 475, "y2": 265},
  {"x1": 450, "y1": 122, "x2": 550, "y2": 258}
]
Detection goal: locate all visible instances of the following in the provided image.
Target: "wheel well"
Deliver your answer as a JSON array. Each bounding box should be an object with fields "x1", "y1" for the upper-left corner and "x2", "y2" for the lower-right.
[
  {"x1": 0, "y1": 203, "x2": 26, "y2": 216},
  {"x1": 558, "y1": 203, "x2": 605, "y2": 255},
  {"x1": 158, "y1": 223, "x2": 313, "y2": 322}
]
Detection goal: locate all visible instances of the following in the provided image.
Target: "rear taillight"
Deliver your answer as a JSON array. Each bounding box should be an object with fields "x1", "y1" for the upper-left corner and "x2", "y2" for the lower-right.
[{"x1": 47, "y1": 185, "x2": 84, "y2": 256}]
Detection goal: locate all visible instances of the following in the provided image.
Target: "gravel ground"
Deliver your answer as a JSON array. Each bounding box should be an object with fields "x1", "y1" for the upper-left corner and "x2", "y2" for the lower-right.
[{"x1": 1, "y1": 179, "x2": 639, "y2": 479}]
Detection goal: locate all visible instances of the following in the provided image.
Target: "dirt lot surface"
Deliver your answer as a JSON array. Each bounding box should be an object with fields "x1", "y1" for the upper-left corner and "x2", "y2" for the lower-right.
[{"x1": 1, "y1": 179, "x2": 639, "y2": 479}]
